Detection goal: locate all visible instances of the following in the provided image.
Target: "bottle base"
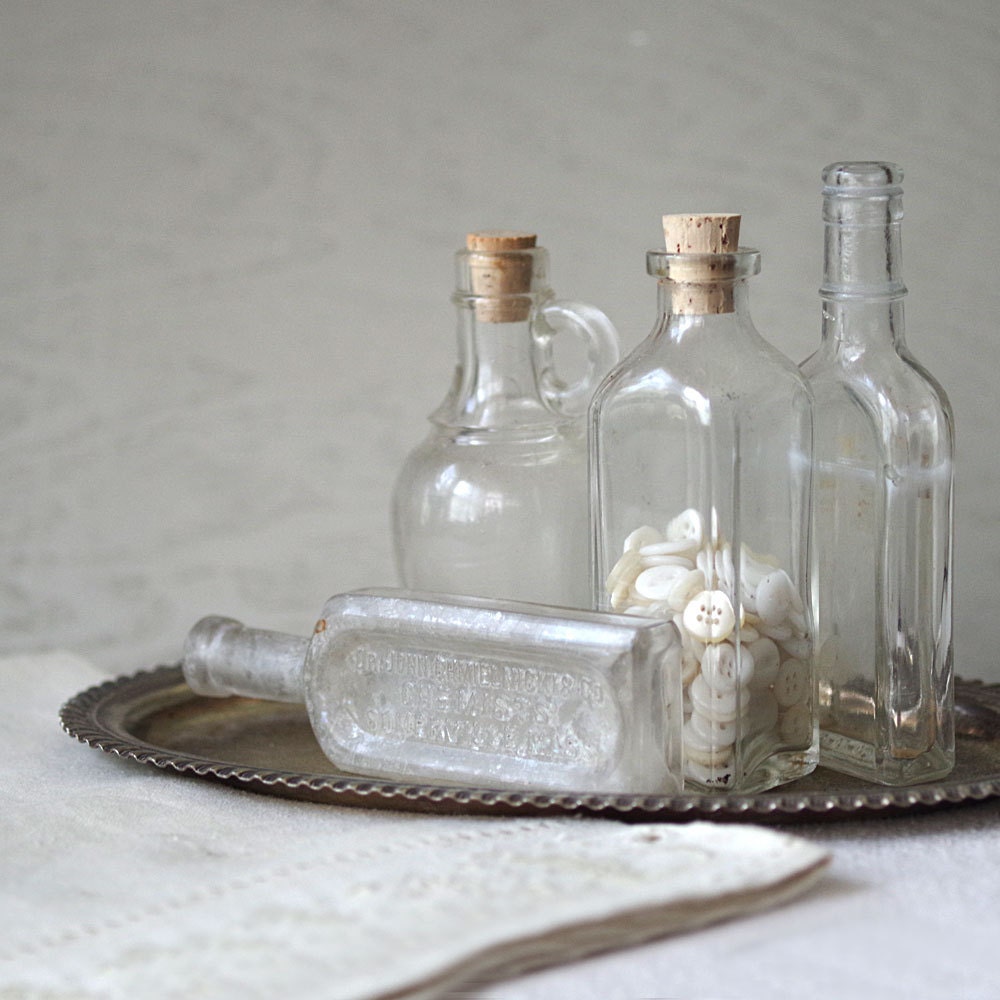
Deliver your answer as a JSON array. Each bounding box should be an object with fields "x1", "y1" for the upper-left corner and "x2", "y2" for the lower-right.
[
  {"x1": 819, "y1": 731, "x2": 954, "y2": 785},
  {"x1": 684, "y1": 746, "x2": 819, "y2": 795}
]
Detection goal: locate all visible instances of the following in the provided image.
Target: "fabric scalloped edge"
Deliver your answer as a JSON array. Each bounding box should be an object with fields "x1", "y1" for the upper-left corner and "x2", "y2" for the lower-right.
[
  {"x1": 387, "y1": 834, "x2": 830, "y2": 1000},
  {"x1": 340, "y1": 822, "x2": 832, "y2": 1000}
]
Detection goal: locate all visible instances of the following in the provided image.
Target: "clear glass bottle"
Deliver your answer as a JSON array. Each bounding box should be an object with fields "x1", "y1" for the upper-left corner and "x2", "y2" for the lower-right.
[
  {"x1": 182, "y1": 588, "x2": 684, "y2": 794},
  {"x1": 392, "y1": 231, "x2": 619, "y2": 608},
  {"x1": 590, "y1": 214, "x2": 816, "y2": 793},
  {"x1": 800, "y1": 162, "x2": 955, "y2": 784}
]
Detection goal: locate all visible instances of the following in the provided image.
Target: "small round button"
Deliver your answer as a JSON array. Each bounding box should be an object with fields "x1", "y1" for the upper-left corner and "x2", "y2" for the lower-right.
[
  {"x1": 689, "y1": 673, "x2": 749, "y2": 722},
  {"x1": 683, "y1": 720, "x2": 735, "y2": 767},
  {"x1": 666, "y1": 508, "x2": 703, "y2": 546},
  {"x1": 609, "y1": 579, "x2": 631, "y2": 611},
  {"x1": 778, "y1": 634, "x2": 812, "y2": 661},
  {"x1": 639, "y1": 539, "x2": 699, "y2": 559},
  {"x1": 774, "y1": 657, "x2": 811, "y2": 708},
  {"x1": 760, "y1": 622, "x2": 794, "y2": 642},
  {"x1": 755, "y1": 569, "x2": 796, "y2": 625},
  {"x1": 780, "y1": 703, "x2": 813, "y2": 745},
  {"x1": 689, "y1": 709, "x2": 738, "y2": 748},
  {"x1": 606, "y1": 549, "x2": 642, "y2": 593},
  {"x1": 634, "y1": 563, "x2": 688, "y2": 601},
  {"x1": 667, "y1": 568, "x2": 707, "y2": 613},
  {"x1": 700, "y1": 641, "x2": 754, "y2": 693},
  {"x1": 623, "y1": 525, "x2": 663, "y2": 553},
  {"x1": 638, "y1": 551, "x2": 696, "y2": 569},
  {"x1": 682, "y1": 590, "x2": 736, "y2": 644},
  {"x1": 745, "y1": 636, "x2": 780, "y2": 687}
]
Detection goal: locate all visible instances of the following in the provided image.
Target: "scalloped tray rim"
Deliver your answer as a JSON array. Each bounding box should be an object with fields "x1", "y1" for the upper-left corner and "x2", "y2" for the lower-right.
[{"x1": 59, "y1": 664, "x2": 1000, "y2": 823}]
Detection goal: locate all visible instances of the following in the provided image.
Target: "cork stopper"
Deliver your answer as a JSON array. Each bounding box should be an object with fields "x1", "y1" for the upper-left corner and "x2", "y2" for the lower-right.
[
  {"x1": 466, "y1": 230, "x2": 537, "y2": 323},
  {"x1": 661, "y1": 214, "x2": 742, "y2": 314}
]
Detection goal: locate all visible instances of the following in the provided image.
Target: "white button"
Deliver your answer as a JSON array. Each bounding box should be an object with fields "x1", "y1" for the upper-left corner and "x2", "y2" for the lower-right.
[
  {"x1": 755, "y1": 570, "x2": 796, "y2": 625},
  {"x1": 737, "y1": 622, "x2": 760, "y2": 644},
  {"x1": 624, "y1": 602, "x2": 670, "y2": 619},
  {"x1": 689, "y1": 673, "x2": 749, "y2": 722},
  {"x1": 634, "y1": 563, "x2": 687, "y2": 601},
  {"x1": 745, "y1": 636, "x2": 780, "y2": 687},
  {"x1": 682, "y1": 589, "x2": 736, "y2": 644},
  {"x1": 609, "y1": 579, "x2": 631, "y2": 611},
  {"x1": 740, "y1": 544, "x2": 780, "y2": 584},
  {"x1": 606, "y1": 549, "x2": 642, "y2": 594},
  {"x1": 623, "y1": 525, "x2": 662, "y2": 553},
  {"x1": 700, "y1": 641, "x2": 753, "y2": 693},
  {"x1": 639, "y1": 539, "x2": 699, "y2": 559},
  {"x1": 688, "y1": 709, "x2": 738, "y2": 747},
  {"x1": 683, "y1": 721, "x2": 735, "y2": 767},
  {"x1": 639, "y1": 551, "x2": 696, "y2": 569},
  {"x1": 773, "y1": 657, "x2": 811, "y2": 708},
  {"x1": 759, "y1": 621, "x2": 793, "y2": 642},
  {"x1": 777, "y1": 634, "x2": 812, "y2": 661},
  {"x1": 780, "y1": 703, "x2": 813, "y2": 745},
  {"x1": 667, "y1": 568, "x2": 707, "y2": 613},
  {"x1": 666, "y1": 508, "x2": 703, "y2": 546}
]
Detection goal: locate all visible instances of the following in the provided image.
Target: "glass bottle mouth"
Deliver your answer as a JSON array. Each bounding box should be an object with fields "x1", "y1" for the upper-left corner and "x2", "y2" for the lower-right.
[
  {"x1": 646, "y1": 247, "x2": 761, "y2": 281},
  {"x1": 822, "y1": 164, "x2": 904, "y2": 226},
  {"x1": 822, "y1": 161, "x2": 902, "y2": 197}
]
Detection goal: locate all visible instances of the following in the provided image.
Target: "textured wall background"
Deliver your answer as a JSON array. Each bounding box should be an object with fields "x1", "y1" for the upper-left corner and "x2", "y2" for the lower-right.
[{"x1": 3, "y1": 0, "x2": 998, "y2": 679}]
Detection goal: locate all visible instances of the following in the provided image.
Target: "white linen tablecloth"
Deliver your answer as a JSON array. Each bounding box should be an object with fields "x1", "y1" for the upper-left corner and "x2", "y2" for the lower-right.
[{"x1": 1, "y1": 651, "x2": 998, "y2": 999}]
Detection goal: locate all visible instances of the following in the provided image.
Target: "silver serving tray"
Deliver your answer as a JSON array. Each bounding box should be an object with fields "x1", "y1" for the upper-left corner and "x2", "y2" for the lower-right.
[{"x1": 60, "y1": 665, "x2": 1000, "y2": 823}]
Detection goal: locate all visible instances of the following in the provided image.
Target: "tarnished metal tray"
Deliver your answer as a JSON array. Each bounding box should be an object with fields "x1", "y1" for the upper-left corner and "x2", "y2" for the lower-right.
[{"x1": 60, "y1": 665, "x2": 1000, "y2": 823}]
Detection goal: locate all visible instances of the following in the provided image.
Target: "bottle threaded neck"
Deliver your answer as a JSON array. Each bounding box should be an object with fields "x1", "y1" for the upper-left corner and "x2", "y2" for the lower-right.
[{"x1": 820, "y1": 161, "x2": 906, "y2": 300}]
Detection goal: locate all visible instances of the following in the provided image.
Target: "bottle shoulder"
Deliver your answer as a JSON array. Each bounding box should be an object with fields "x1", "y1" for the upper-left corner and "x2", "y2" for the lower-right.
[
  {"x1": 595, "y1": 323, "x2": 807, "y2": 406},
  {"x1": 802, "y1": 345, "x2": 953, "y2": 431}
]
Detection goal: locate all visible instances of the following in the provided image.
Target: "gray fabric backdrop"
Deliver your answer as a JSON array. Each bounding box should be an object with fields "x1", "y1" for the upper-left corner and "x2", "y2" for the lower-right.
[{"x1": 3, "y1": 1, "x2": 997, "y2": 680}]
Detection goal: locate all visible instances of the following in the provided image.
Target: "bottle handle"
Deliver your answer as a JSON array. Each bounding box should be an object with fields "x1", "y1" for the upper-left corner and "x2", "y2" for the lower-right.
[{"x1": 533, "y1": 300, "x2": 620, "y2": 416}]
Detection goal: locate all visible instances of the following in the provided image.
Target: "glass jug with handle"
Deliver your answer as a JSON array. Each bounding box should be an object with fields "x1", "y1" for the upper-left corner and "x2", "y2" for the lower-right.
[{"x1": 392, "y1": 231, "x2": 620, "y2": 608}]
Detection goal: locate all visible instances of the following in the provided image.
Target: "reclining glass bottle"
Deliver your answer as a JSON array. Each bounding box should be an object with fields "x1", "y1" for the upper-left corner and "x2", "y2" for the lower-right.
[
  {"x1": 801, "y1": 162, "x2": 955, "y2": 784},
  {"x1": 392, "y1": 231, "x2": 619, "y2": 608},
  {"x1": 590, "y1": 214, "x2": 817, "y2": 793}
]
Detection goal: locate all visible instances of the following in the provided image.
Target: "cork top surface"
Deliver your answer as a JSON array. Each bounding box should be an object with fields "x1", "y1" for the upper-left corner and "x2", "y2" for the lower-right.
[
  {"x1": 466, "y1": 231, "x2": 537, "y2": 252},
  {"x1": 662, "y1": 214, "x2": 741, "y2": 254}
]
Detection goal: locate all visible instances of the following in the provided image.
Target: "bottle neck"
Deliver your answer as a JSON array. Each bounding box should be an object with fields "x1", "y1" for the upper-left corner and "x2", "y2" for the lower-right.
[
  {"x1": 655, "y1": 277, "x2": 752, "y2": 336},
  {"x1": 647, "y1": 248, "x2": 760, "y2": 343},
  {"x1": 429, "y1": 244, "x2": 558, "y2": 432},
  {"x1": 819, "y1": 170, "x2": 907, "y2": 352},
  {"x1": 431, "y1": 301, "x2": 554, "y2": 431}
]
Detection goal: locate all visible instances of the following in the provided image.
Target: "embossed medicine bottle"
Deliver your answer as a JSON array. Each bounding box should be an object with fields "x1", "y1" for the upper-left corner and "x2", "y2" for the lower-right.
[
  {"x1": 801, "y1": 162, "x2": 955, "y2": 784},
  {"x1": 590, "y1": 214, "x2": 817, "y2": 793},
  {"x1": 393, "y1": 231, "x2": 619, "y2": 608}
]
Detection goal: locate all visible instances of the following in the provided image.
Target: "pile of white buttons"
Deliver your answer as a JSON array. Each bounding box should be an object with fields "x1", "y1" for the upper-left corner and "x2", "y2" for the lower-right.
[{"x1": 605, "y1": 509, "x2": 813, "y2": 788}]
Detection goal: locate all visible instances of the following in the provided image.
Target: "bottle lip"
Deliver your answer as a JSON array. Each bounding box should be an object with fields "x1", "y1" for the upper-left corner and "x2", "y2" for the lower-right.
[
  {"x1": 822, "y1": 161, "x2": 903, "y2": 197},
  {"x1": 646, "y1": 247, "x2": 761, "y2": 280}
]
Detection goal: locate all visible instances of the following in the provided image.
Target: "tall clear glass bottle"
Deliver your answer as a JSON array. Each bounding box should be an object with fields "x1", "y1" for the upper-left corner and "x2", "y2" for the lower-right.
[
  {"x1": 590, "y1": 214, "x2": 816, "y2": 793},
  {"x1": 392, "y1": 231, "x2": 619, "y2": 608},
  {"x1": 801, "y1": 162, "x2": 955, "y2": 784}
]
